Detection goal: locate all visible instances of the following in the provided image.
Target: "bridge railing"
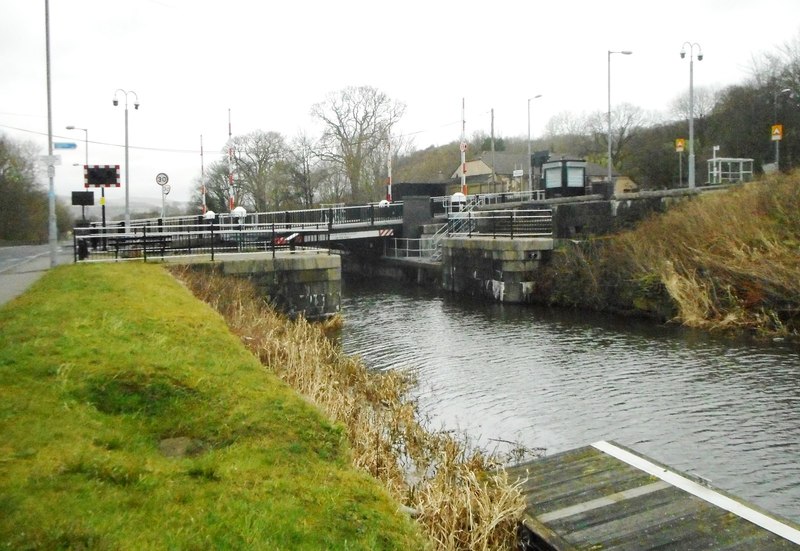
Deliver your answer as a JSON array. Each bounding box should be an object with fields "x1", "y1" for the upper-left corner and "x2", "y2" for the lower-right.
[
  {"x1": 430, "y1": 190, "x2": 545, "y2": 216},
  {"x1": 123, "y1": 202, "x2": 404, "y2": 232},
  {"x1": 385, "y1": 208, "x2": 552, "y2": 262},
  {"x1": 72, "y1": 221, "x2": 331, "y2": 263},
  {"x1": 384, "y1": 237, "x2": 437, "y2": 259},
  {"x1": 446, "y1": 209, "x2": 553, "y2": 238}
]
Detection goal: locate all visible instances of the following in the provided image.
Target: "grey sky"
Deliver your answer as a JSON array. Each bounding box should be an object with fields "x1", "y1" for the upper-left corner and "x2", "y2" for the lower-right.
[{"x1": 1, "y1": 0, "x2": 798, "y2": 207}]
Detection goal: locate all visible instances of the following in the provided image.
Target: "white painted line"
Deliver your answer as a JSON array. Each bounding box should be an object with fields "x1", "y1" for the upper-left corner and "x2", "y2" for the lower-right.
[
  {"x1": 592, "y1": 441, "x2": 800, "y2": 545},
  {"x1": 537, "y1": 480, "x2": 671, "y2": 523}
]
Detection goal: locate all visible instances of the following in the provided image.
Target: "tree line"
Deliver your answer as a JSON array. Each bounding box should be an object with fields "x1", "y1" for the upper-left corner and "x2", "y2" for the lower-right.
[
  {"x1": 196, "y1": 85, "x2": 405, "y2": 214},
  {"x1": 2, "y1": 34, "x2": 799, "y2": 243},
  {"x1": 0, "y1": 136, "x2": 71, "y2": 243}
]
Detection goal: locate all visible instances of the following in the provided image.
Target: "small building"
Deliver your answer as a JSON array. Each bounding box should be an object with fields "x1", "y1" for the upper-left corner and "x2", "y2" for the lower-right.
[{"x1": 450, "y1": 152, "x2": 531, "y2": 194}]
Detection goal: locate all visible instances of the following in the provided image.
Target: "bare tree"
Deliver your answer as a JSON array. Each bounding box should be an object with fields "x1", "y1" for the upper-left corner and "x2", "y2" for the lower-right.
[
  {"x1": 231, "y1": 131, "x2": 288, "y2": 211},
  {"x1": 311, "y1": 86, "x2": 405, "y2": 201},
  {"x1": 669, "y1": 85, "x2": 721, "y2": 122},
  {"x1": 285, "y1": 133, "x2": 320, "y2": 207},
  {"x1": 585, "y1": 103, "x2": 647, "y2": 169}
]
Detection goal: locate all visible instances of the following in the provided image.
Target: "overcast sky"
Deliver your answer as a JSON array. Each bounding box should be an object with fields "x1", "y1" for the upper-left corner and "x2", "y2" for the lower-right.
[{"x1": 1, "y1": 0, "x2": 799, "y2": 208}]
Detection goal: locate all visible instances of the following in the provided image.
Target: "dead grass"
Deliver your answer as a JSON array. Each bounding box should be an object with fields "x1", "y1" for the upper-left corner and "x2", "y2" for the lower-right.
[
  {"x1": 541, "y1": 172, "x2": 800, "y2": 338},
  {"x1": 171, "y1": 266, "x2": 525, "y2": 550},
  {"x1": 618, "y1": 172, "x2": 800, "y2": 335}
]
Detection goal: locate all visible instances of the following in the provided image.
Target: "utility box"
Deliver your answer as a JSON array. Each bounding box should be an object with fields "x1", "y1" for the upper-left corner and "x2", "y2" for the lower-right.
[{"x1": 542, "y1": 158, "x2": 587, "y2": 199}]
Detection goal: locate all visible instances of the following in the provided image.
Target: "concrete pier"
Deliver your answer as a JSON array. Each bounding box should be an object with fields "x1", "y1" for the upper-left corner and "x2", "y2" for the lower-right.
[
  {"x1": 441, "y1": 236, "x2": 553, "y2": 303},
  {"x1": 173, "y1": 251, "x2": 341, "y2": 320}
]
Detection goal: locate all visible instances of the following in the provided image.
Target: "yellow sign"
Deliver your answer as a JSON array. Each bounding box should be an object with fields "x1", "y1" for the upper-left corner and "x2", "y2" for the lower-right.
[
  {"x1": 772, "y1": 124, "x2": 783, "y2": 141},
  {"x1": 100, "y1": 196, "x2": 106, "y2": 206},
  {"x1": 675, "y1": 138, "x2": 685, "y2": 152}
]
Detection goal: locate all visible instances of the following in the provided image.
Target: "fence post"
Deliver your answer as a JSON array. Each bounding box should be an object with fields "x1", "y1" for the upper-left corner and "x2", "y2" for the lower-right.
[
  {"x1": 210, "y1": 222, "x2": 215, "y2": 262},
  {"x1": 328, "y1": 208, "x2": 334, "y2": 232},
  {"x1": 468, "y1": 211, "x2": 472, "y2": 238},
  {"x1": 271, "y1": 222, "x2": 276, "y2": 259},
  {"x1": 370, "y1": 204, "x2": 375, "y2": 226},
  {"x1": 143, "y1": 225, "x2": 148, "y2": 262},
  {"x1": 510, "y1": 212, "x2": 515, "y2": 240}
]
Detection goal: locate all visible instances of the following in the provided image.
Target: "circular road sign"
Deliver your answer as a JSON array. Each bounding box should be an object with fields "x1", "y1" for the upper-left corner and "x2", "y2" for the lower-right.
[
  {"x1": 163, "y1": 184, "x2": 171, "y2": 195},
  {"x1": 156, "y1": 172, "x2": 169, "y2": 186}
]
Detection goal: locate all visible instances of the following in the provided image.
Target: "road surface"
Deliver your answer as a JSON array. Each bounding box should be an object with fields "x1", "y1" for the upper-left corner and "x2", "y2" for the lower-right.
[{"x1": 0, "y1": 243, "x2": 74, "y2": 307}]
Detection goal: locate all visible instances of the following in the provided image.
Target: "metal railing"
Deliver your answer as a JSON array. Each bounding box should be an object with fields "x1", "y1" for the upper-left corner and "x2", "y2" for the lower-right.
[
  {"x1": 384, "y1": 237, "x2": 437, "y2": 259},
  {"x1": 124, "y1": 202, "x2": 403, "y2": 232},
  {"x1": 446, "y1": 209, "x2": 553, "y2": 238},
  {"x1": 385, "y1": 206, "x2": 552, "y2": 262},
  {"x1": 73, "y1": 221, "x2": 331, "y2": 263}
]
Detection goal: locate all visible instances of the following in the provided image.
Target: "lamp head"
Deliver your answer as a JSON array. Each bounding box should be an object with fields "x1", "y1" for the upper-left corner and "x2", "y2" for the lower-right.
[
  {"x1": 66, "y1": 125, "x2": 75, "y2": 130},
  {"x1": 697, "y1": 53, "x2": 704, "y2": 61},
  {"x1": 134, "y1": 102, "x2": 140, "y2": 110},
  {"x1": 113, "y1": 98, "x2": 119, "y2": 106},
  {"x1": 680, "y1": 50, "x2": 686, "y2": 59},
  {"x1": 621, "y1": 50, "x2": 633, "y2": 55}
]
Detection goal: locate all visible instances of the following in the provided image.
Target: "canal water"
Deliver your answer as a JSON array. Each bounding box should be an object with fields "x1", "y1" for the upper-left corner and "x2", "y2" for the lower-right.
[{"x1": 340, "y1": 278, "x2": 800, "y2": 524}]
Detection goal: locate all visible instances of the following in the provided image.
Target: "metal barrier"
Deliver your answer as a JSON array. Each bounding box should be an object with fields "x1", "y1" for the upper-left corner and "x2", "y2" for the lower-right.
[
  {"x1": 73, "y1": 221, "x2": 330, "y2": 263},
  {"x1": 122, "y1": 202, "x2": 403, "y2": 232},
  {"x1": 384, "y1": 237, "x2": 437, "y2": 259},
  {"x1": 446, "y1": 209, "x2": 553, "y2": 238}
]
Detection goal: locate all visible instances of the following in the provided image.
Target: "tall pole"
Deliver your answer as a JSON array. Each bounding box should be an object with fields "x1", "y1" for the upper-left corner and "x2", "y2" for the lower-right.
[
  {"x1": 527, "y1": 99, "x2": 531, "y2": 192},
  {"x1": 460, "y1": 98, "x2": 467, "y2": 195},
  {"x1": 607, "y1": 50, "x2": 632, "y2": 184},
  {"x1": 200, "y1": 134, "x2": 206, "y2": 214},
  {"x1": 774, "y1": 88, "x2": 791, "y2": 171},
  {"x1": 527, "y1": 95, "x2": 542, "y2": 192},
  {"x1": 681, "y1": 42, "x2": 702, "y2": 188},
  {"x1": 113, "y1": 89, "x2": 138, "y2": 230},
  {"x1": 491, "y1": 108, "x2": 496, "y2": 188},
  {"x1": 45, "y1": 0, "x2": 57, "y2": 267},
  {"x1": 124, "y1": 106, "x2": 130, "y2": 228},
  {"x1": 228, "y1": 109, "x2": 234, "y2": 212},
  {"x1": 386, "y1": 137, "x2": 393, "y2": 202},
  {"x1": 67, "y1": 126, "x2": 103, "y2": 228}
]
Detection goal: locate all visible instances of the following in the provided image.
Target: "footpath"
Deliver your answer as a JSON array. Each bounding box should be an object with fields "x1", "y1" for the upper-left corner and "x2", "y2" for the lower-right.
[{"x1": 0, "y1": 244, "x2": 73, "y2": 307}]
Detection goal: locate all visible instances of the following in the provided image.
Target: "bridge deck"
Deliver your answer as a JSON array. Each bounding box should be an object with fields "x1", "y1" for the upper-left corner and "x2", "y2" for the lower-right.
[{"x1": 507, "y1": 441, "x2": 800, "y2": 550}]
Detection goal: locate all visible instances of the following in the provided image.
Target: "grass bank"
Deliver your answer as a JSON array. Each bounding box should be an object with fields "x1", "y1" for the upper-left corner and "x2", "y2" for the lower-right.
[
  {"x1": 537, "y1": 172, "x2": 800, "y2": 338},
  {"x1": 0, "y1": 263, "x2": 426, "y2": 549},
  {"x1": 170, "y1": 265, "x2": 525, "y2": 551}
]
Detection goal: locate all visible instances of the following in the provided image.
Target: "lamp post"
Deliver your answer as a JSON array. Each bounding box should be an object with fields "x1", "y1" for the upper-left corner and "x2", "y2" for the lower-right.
[
  {"x1": 607, "y1": 50, "x2": 632, "y2": 184},
  {"x1": 113, "y1": 89, "x2": 139, "y2": 230},
  {"x1": 680, "y1": 42, "x2": 703, "y2": 188},
  {"x1": 774, "y1": 87, "x2": 792, "y2": 171},
  {"x1": 527, "y1": 94, "x2": 543, "y2": 193},
  {"x1": 65, "y1": 125, "x2": 106, "y2": 230}
]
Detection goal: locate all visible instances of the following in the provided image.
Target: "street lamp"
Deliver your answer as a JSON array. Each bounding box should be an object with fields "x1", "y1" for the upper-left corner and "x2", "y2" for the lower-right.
[
  {"x1": 774, "y1": 87, "x2": 792, "y2": 171},
  {"x1": 607, "y1": 50, "x2": 632, "y2": 184},
  {"x1": 527, "y1": 94, "x2": 543, "y2": 193},
  {"x1": 66, "y1": 125, "x2": 106, "y2": 230},
  {"x1": 113, "y1": 89, "x2": 139, "y2": 230},
  {"x1": 680, "y1": 42, "x2": 703, "y2": 188}
]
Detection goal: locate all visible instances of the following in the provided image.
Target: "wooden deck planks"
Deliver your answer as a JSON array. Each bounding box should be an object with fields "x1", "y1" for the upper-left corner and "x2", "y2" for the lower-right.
[{"x1": 509, "y1": 441, "x2": 800, "y2": 550}]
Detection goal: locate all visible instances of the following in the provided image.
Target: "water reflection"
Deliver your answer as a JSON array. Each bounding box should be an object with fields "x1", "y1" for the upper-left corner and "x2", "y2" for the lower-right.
[{"x1": 340, "y1": 278, "x2": 800, "y2": 523}]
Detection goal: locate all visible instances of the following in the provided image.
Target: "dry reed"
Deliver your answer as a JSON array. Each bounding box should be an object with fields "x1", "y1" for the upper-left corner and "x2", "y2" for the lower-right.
[
  {"x1": 618, "y1": 173, "x2": 800, "y2": 335},
  {"x1": 171, "y1": 265, "x2": 526, "y2": 550}
]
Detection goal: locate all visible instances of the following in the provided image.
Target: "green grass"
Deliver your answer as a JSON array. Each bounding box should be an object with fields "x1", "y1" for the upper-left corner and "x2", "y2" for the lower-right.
[{"x1": 0, "y1": 263, "x2": 426, "y2": 550}]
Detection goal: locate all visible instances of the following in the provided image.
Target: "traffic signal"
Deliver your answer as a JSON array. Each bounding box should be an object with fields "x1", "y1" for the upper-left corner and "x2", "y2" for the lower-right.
[{"x1": 84, "y1": 165, "x2": 120, "y2": 188}]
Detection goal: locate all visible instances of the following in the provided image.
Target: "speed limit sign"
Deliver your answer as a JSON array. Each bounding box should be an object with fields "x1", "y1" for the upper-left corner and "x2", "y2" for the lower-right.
[{"x1": 156, "y1": 173, "x2": 169, "y2": 186}]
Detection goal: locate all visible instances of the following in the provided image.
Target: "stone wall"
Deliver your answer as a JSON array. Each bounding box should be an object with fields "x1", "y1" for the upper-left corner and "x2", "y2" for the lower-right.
[
  {"x1": 441, "y1": 236, "x2": 553, "y2": 303},
  {"x1": 187, "y1": 253, "x2": 341, "y2": 320}
]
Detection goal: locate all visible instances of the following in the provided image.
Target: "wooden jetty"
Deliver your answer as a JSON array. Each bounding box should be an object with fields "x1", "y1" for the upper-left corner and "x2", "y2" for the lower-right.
[{"x1": 506, "y1": 441, "x2": 800, "y2": 550}]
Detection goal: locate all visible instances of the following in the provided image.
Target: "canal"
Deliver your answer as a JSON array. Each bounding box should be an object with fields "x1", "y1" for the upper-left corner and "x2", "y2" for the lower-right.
[{"x1": 340, "y1": 278, "x2": 800, "y2": 524}]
